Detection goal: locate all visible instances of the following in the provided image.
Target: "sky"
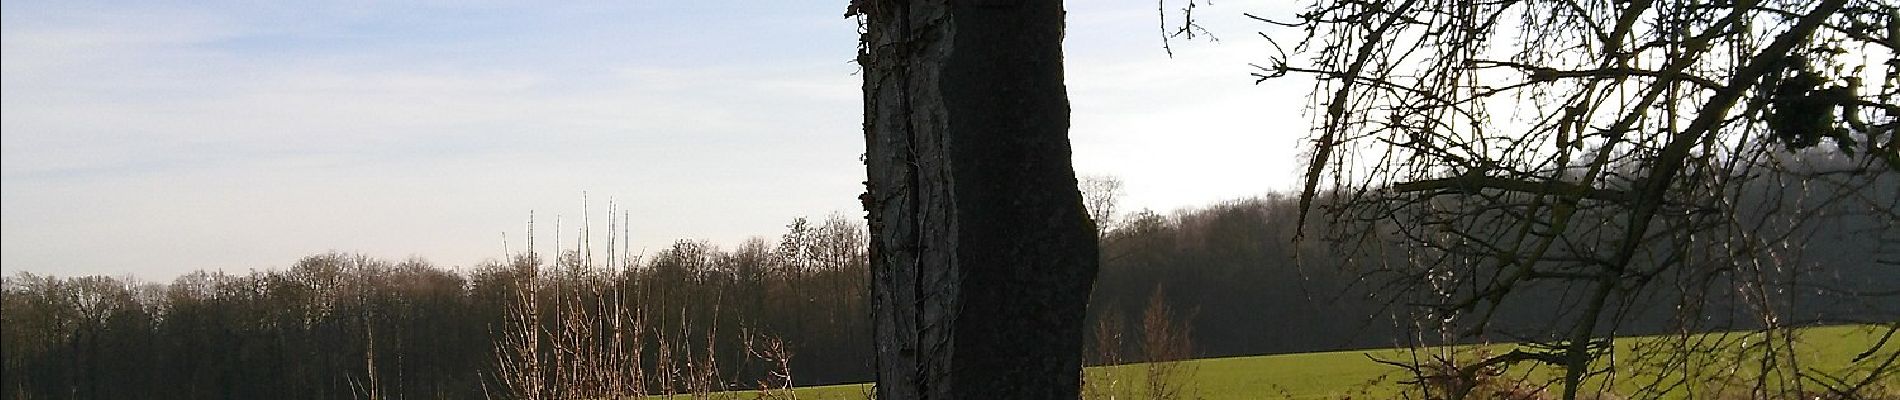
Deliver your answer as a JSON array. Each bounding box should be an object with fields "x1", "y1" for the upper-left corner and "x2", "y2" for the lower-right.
[{"x1": 2, "y1": 1, "x2": 1314, "y2": 280}]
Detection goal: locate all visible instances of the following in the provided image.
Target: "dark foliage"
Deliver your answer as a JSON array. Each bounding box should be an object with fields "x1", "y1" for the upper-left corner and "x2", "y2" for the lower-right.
[{"x1": 4, "y1": 184, "x2": 1890, "y2": 398}]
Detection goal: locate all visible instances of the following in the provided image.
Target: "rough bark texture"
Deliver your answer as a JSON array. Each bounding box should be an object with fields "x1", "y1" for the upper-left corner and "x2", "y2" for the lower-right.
[{"x1": 857, "y1": 0, "x2": 1097, "y2": 399}]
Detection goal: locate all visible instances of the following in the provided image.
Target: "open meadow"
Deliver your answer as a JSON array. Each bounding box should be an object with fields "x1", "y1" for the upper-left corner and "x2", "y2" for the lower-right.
[{"x1": 695, "y1": 324, "x2": 1895, "y2": 400}]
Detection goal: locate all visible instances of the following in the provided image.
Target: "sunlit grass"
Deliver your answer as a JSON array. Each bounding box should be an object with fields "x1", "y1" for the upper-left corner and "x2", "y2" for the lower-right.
[{"x1": 693, "y1": 324, "x2": 1892, "y2": 400}]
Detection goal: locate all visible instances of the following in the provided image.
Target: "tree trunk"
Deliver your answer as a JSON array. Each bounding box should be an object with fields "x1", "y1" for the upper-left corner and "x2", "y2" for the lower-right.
[{"x1": 857, "y1": 1, "x2": 1097, "y2": 399}]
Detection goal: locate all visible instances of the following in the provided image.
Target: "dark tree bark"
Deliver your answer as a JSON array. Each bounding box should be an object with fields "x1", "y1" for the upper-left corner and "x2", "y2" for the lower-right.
[{"x1": 856, "y1": 1, "x2": 1098, "y2": 399}]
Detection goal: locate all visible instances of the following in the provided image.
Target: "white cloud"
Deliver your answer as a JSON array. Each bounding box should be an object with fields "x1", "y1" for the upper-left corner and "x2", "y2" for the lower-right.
[
  {"x1": 2, "y1": 1, "x2": 1313, "y2": 279},
  {"x1": 2, "y1": 3, "x2": 867, "y2": 277}
]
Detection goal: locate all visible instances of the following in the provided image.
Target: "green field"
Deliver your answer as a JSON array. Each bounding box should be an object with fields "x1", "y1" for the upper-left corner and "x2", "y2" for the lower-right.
[{"x1": 690, "y1": 324, "x2": 1895, "y2": 400}]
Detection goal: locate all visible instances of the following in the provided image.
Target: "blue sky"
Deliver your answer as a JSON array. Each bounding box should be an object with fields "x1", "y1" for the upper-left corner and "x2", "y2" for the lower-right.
[{"x1": 3, "y1": 1, "x2": 1311, "y2": 279}]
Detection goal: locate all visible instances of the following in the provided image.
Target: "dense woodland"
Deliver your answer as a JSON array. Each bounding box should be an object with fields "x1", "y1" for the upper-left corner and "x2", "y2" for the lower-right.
[{"x1": 4, "y1": 183, "x2": 1893, "y2": 399}]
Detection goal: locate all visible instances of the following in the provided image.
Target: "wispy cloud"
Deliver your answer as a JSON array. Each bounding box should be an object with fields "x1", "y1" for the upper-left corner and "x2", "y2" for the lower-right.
[
  {"x1": 2, "y1": 0, "x2": 1307, "y2": 278},
  {"x1": 3, "y1": 1, "x2": 867, "y2": 277}
]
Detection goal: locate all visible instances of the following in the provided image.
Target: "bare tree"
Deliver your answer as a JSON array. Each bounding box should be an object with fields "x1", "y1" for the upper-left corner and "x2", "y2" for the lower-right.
[
  {"x1": 1080, "y1": 175, "x2": 1128, "y2": 237},
  {"x1": 1262, "y1": 0, "x2": 1898, "y2": 399},
  {"x1": 854, "y1": 0, "x2": 1100, "y2": 399}
]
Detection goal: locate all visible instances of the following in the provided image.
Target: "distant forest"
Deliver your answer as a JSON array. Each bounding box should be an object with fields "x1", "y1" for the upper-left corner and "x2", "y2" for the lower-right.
[{"x1": 4, "y1": 186, "x2": 1893, "y2": 399}]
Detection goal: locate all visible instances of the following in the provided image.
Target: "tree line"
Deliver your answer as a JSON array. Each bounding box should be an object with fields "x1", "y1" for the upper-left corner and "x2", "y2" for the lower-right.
[
  {"x1": 2, "y1": 214, "x2": 872, "y2": 400},
  {"x1": 5, "y1": 183, "x2": 1892, "y2": 399}
]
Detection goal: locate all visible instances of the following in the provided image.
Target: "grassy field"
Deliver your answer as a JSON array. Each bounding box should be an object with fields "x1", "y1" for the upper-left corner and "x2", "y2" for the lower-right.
[{"x1": 664, "y1": 324, "x2": 1895, "y2": 399}]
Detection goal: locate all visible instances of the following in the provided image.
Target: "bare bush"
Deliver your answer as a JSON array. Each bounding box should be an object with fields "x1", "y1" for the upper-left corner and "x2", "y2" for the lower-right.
[{"x1": 1083, "y1": 286, "x2": 1201, "y2": 400}]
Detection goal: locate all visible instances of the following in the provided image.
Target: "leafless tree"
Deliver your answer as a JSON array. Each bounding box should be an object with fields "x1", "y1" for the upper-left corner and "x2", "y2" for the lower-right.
[
  {"x1": 1081, "y1": 175, "x2": 1128, "y2": 237},
  {"x1": 1261, "y1": 0, "x2": 1899, "y2": 398}
]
